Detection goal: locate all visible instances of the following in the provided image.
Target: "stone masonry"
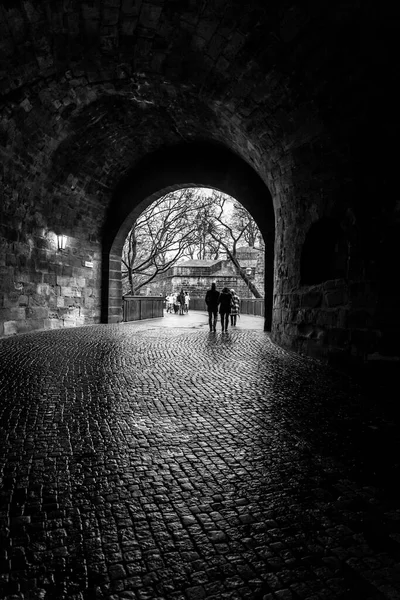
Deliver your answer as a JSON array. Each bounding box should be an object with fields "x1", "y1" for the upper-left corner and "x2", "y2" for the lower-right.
[
  {"x1": 0, "y1": 2, "x2": 398, "y2": 365},
  {"x1": 0, "y1": 231, "x2": 101, "y2": 336}
]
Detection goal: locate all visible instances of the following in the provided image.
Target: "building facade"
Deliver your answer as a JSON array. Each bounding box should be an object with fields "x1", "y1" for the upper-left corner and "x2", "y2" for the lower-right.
[{"x1": 145, "y1": 247, "x2": 264, "y2": 299}]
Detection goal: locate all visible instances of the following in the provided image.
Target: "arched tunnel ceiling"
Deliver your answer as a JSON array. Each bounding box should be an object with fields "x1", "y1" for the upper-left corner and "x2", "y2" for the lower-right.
[
  {"x1": 0, "y1": 1, "x2": 394, "y2": 212},
  {"x1": 0, "y1": 0, "x2": 398, "y2": 357}
]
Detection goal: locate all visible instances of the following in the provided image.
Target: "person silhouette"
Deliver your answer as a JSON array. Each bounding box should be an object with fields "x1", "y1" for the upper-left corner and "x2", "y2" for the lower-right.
[
  {"x1": 218, "y1": 287, "x2": 232, "y2": 332},
  {"x1": 205, "y1": 282, "x2": 220, "y2": 332},
  {"x1": 178, "y1": 289, "x2": 185, "y2": 315}
]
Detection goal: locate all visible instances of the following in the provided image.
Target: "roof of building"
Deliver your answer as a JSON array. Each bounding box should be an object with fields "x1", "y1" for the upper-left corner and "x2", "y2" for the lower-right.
[
  {"x1": 175, "y1": 259, "x2": 221, "y2": 267},
  {"x1": 236, "y1": 246, "x2": 261, "y2": 254}
]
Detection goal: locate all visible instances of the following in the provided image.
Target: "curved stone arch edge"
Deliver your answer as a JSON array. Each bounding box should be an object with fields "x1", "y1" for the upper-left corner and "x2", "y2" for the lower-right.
[{"x1": 102, "y1": 186, "x2": 275, "y2": 332}]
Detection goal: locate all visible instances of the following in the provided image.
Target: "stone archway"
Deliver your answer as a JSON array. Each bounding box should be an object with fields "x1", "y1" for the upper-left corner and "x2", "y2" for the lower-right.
[{"x1": 101, "y1": 142, "x2": 275, "y2": 331}]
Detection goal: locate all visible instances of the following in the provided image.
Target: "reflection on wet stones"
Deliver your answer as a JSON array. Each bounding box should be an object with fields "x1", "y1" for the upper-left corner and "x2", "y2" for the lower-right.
[{"x1": 0, "y1": 324, "x2": 399, "y2": 598}]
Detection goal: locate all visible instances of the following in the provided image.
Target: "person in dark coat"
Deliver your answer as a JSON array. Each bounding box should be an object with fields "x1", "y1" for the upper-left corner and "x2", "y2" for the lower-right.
[
  {"x1": 218, "y1": 287, "x2": 232, "y2": 332},
  {"x1": 205, "y1": 282, "x2": 220, "y2": 332},
  {"x1": 178, "y1": 289, "x2": 186, "y2": 315}
]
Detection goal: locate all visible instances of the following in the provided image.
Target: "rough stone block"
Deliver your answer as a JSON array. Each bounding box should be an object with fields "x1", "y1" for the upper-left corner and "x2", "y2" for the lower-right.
[
  {"x1": 28, "y1": 306, "x2": 49, "y2": 319},
  {"x1": 43, "y1": 273, "x2": 57, "y2": 285},
  {"x1": 49, "y1": 264, "x2": 63, "y2": 276},
  {"x1": 62, "y1": 265, "x2": 73, "y2": 277},
  {"x1": 121, "y1": 17, "x2": 138, "y2": 35},
  {"x1": 302, "y1": 338, "x2": 328, "y2": 360},
  {"x1": 297, "y1": 323, "x2": 323, "y2": 339},
  {"x1": 3, "y1": 292, "x2": 20, "y2": 308},
  {"x1": 324, "y1": 288, "x2": 348, "y2": 308},
  {"x1": 20, "y1": 319, "x2": 45, "y2": 335},
  {"x1": 83, "y1": 297, "x2": 94, "y2": 308},
  {"x1": 57, "y1": 276, "x2": 73, "y2": 286},
  {"x1": 323, "y1": 278, "x2": 344, "y2": 291},
  {"x1": 62, "y1": 319, "x2": 76, "y2": 328},
  {"x1": 31, "y1": 271, "x2": 44, "y2": 284},
  {"x1": 43, "y1": 317, "x2": 59, "y2": 330},
  {"x1": 73, "y1": 268, "x2": 89, "y2": 278},
  {"x1": 293, "y1": 308, "x2": 304, "y2": 323},
  {"x1": 4, "y1": 321, "x2": 18, "y2": 335},
  {"x1": 3, "y1": 307, "x2": 26, "y2": 320},
  {"x1": 109, "y1": 279, "x2": 122, "y2": 291},
  {"x1": 36, "y1": 283, "x2": 50, "y2": 296},
  {"x1": 48, "y1": 318, "x2": 63, "y2": 330},
  {"x1": 6, "y1": 253, "x2": 17, "y2": 267},
  {"x1": 300, "y1": 291, "x2": 322, "y2": 308},
  {"x1": 291, "y1": 294, "x2": 300, "y2": 309},
  {"x1": 30, "y1": 294, "x2": 48, "y2": 306},
  {"x1": 316, "y1": 310, "x2": 339, "y2": 328},
  {"x1": 64, "y1": 307, "x2": 81, "y2": 318}
]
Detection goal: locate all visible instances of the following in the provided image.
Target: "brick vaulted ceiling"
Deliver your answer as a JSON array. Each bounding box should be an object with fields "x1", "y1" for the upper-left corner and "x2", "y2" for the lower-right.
[{"x1": 1, "y1": 0, "x2": 395, "y2": 221}]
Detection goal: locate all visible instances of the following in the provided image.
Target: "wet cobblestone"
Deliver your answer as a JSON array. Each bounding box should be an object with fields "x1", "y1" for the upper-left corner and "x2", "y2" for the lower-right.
[{"x1": 0, "y1": 323, "x2": 399, "y2": 599}]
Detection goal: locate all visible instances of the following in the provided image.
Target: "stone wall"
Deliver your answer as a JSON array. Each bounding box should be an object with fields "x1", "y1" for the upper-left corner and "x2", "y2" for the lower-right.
[
  {"x1": 272, "y1": 208, "x2": 400, "y2": 364},
  {"x1": 0, "y1": 1, "x2": 397, "y2": 366},
  {"x1": 0, "y1": 227, "x2": 102, "y2": 337}
]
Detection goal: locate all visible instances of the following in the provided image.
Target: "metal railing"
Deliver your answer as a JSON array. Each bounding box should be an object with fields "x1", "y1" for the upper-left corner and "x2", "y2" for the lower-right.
[
  {"x1": 122, "y1": 296, "x2": 264, "y2": 321},
  {"x1": 239, "y1": 298, "x2": 265, "y2": 317},
  {"x1": 123, "y1": 296, "x2": 164, "y2": 322},
  {"x1": 189, "y1": 297, "x2": 264, "y2": 317}
]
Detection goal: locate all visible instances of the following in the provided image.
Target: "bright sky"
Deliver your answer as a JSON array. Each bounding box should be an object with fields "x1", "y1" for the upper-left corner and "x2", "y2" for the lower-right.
[{"x1": 184, "y1": 187, "x2": 234, "y2": 215}]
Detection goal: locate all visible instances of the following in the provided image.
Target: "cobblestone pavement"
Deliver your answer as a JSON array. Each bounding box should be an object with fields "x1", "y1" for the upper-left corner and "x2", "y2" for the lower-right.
[{"x1": 0, "y1": 320, "x2": 399, "y2": 600}]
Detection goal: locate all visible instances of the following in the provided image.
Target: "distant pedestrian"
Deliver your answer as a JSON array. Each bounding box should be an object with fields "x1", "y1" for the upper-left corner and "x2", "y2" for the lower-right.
[
  {"x1": 178, "y1": 289, "x2": 186, "y2": 315},
  {"x1": 184, "y1": 292, "x2": 190, "y2": 313},
  {"x1": 230, "y1": 289, "x2": 240, "y2": 326},
  {"x1": 205, "y1": 282, "x2": 220, "y2": 332},
  {"x1": 172, "y1": 293, "x2": 179, "y2": 313},
  {"x1": 219, "y1": 287, "x2": 232, "y2": 332},
  {"x1": 166, "y1": 293, "x2": 174, "y2": 313}
]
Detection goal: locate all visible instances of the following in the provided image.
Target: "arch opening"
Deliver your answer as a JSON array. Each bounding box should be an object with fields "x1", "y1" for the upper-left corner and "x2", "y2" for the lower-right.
[
  {"x1": 101, "y1": 143, "x2": 275, "y2": 331},
  {"x1": 121, "y1": 186, "x2": 265, "y2": 305}
]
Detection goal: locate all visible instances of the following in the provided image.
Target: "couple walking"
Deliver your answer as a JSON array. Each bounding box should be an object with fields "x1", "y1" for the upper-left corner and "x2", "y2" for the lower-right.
[{"x1": 205, "y1": 283, "x2": 240, "y2": 332}]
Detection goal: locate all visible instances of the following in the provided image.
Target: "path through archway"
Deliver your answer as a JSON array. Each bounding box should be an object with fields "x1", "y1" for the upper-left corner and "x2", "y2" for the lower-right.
[{"x1": 101, "y1": 143, "x2": 275, "y2": 331}]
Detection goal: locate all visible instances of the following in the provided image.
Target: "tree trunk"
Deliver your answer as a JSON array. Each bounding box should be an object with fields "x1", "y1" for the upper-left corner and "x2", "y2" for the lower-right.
[
  {"x1": 128, "y1": 268, "x2": 134, "y2": 295},
  {"x1": 227, "y1": 250, "x2": 262, "y2": 298}
]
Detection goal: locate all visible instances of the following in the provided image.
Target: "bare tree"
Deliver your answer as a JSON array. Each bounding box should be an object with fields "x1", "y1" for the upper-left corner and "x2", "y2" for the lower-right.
[
  {"x1": 231, "y1": 202, "x2": 263, "y2": 249},
  {"x1": 204, "y1": 191, "x2": 263, "y2": 297},
  {"x1": 122, "y1": 189, "x2": 215, "y2": 294},
  {"x1": 186, "y1": 204, "x2": 225, "y2": 260},
  {"x1": 122, "y1": 187, "x2": 263, "y2": 297}
]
